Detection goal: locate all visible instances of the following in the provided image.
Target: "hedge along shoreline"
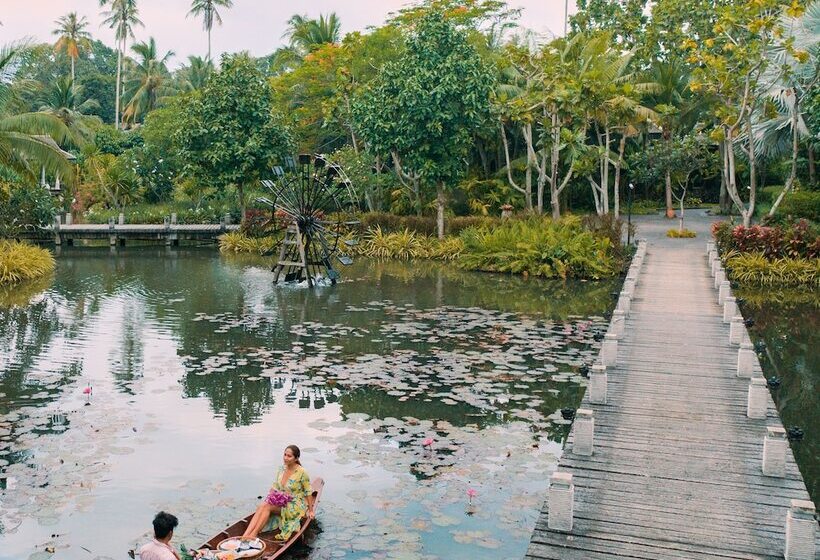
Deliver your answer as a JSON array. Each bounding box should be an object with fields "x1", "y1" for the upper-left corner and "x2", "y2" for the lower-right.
[
  {"x1": 712, "y1": 220, "x2": 820, "y2": 288},
  {"x1": 0, "y1": 240, "x2": 56, "y2": 285},
  {"x1": 221, "y1": 215, "x2": 628, "y2": 280}
]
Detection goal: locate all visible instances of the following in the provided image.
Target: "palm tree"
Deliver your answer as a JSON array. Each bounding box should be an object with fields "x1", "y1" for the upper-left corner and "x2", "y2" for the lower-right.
[
  {"x1": 0, "y1": 43, "x2": 74, "y2": 183},
  {"x1": 284, "y1": 13, "x2": 341, "y2": 55},
  {"x1": 52, "y1": 12, "x2": 91, "y2": 83},
  {"x1": 188, "y1": 0, "x2": 233, "y2": 61},
  {"x1": 39, "y1": 76, "x2": 101, "y2": 145},
  {"x1": 122, "y1": 38, "x2": 174, "y2": 125},
  {"x1": 177, "y1": 55, "x2": 214, "y2": 92},
  {"x1": 100, "y1": 0, "x2": 143, "y2": 129}
]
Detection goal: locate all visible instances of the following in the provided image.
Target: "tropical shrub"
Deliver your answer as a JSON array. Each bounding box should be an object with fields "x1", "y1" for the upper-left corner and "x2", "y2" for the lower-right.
[
  {"x1": 457, "y1": 217, "x2": 619, "y2": 279},
  {"x1": 712, "y1": 220, "x2": 819, "y2": 259},
  {"x1": 0, "y1": 240, "x2": 56, "y2": 284},
  {"x1": 218, "y1": 232, "x2": 280, "y2": 255},
  {"x1": 425, "y1": 237, "x2": 465, "y2": 261},
  {"x1": 0, "y1": 181, "x2": 57, "y2": 237},
  {"x1": 355, "y1": 212, "x2": 497, "y2": 236},
  {"x1": 358, "y1": 227, "x2": 427, "y2": 260},
  {"x1": 778, "y1": 191, "x2": 820, "y2": 222},
  {"x1": 726, "y1": 252, "x2": 819, "y2": 287},
  {"x1": 667, "y1": 228, "x2": 697, "y2": 238}
]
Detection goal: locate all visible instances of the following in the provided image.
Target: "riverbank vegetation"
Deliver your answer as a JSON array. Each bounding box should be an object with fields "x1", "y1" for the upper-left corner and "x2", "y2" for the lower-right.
[
  {"x1": 713, "y1": 220, "x2": 820, "y2": 287},
  {"x1": 221, "y1": 215, "x2": 627, "y2": 279},
  {"x1": 0, "y1": 241, "x2": 56, "y2": 285}
]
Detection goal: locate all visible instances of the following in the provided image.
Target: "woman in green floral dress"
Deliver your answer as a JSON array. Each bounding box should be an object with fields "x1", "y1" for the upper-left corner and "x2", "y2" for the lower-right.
[{"x1": 241, "y1": 445, "x2": 314, "y2": 541}]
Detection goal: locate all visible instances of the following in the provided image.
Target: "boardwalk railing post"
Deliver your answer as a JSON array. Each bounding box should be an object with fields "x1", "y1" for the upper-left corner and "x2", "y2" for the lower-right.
[
  {"x1": 762, "y1": 426, "x2": 787, "y2": 477},
  {"x1": 785, "y1": 499, "x2": 816, "y2": 560},
  {"x1": 171, "y1": 213, "x2": 177, "y2": 225},
  {"x1": 54, "y1": 216, "x2": 62, "y2": 246},
  {"x1": 118, "y1": 212, "x2": 125, "y2": 225},
  {"x1": 730, "y1": 316, "x2": 744, "y2": 345},
  {"x1": 623, "y1": 279, "x2": 636, "y2": 297},
  {"x1": 64, "y1": 212, "x2": 72, "y2": 225},
  {"x1": 706, "y1": 241, "x2": 715, "y2": 254},
  {"x1": 747, "y1": 377, "x2": 768, "y2": 419},
  {"x1": 718, "y1": 280, "x2": 731, "y2": 305},
  {"x1": 573, "y1": 409, "x2": 594, "y2": 456},
  {"x1": 711, "y1": 257, "x2": 721, "y2": 276},
  {"x1": 737, "y1": 342, "x2": 755, "y2": 377},
  {"x1": 589, "y1": 365, "x2": 607, "y2": 404},
  {"x1": 723, "y1": 297, "x2": 737, "y2": 324},
  {"x1": 548, "y1": 472, "x2": 574, "y2": 532},
  {"x1": 602, "y1": 333, "x2": 618, "y2": 367},
  {"x1": 617, "y1": 295, "x2": 631, "y2": 316},
  {"x1": 611, "y1": 310, "x2": 626, "y2": 338},
  {"x1": 714, "y1": 268, "x2": 726, "y2": 290},
  {"x1": 108, "y1": 217, "x2": 116, "y2": 246}
]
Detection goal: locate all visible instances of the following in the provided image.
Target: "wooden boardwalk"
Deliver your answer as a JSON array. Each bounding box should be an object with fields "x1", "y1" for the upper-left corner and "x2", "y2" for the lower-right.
[
  {"x1": 526, "y1": 221, "x2": 818, "y2": 560},
  {"x1": 49, "y1": 222, "x2": 240, "y2": 246}
]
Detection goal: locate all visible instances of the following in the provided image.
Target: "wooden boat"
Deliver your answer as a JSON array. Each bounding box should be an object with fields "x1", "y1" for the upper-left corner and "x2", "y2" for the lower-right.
[{"x1": 196, "y1": 478, "x2": 324, "y2": 560}]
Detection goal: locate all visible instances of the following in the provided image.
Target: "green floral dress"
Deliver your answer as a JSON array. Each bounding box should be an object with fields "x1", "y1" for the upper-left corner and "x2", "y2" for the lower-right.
[{"x1": 270, "y1": 465, "x2": 312, "y2": 540}]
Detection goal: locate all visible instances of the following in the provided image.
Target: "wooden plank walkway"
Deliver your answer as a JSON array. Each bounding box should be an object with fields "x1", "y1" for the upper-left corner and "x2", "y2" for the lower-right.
[
  {"x1": 46, "y1": 223, "x2": 240, "y2": 246},
  {"x1": 526, "y1": 225, "x2": 818, "y2": 560}
]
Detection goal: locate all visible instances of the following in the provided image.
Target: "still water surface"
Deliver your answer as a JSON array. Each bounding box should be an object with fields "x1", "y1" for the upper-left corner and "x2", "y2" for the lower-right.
[{"x1": 0, "y1": 249, "x2": 620, "y2": 560}]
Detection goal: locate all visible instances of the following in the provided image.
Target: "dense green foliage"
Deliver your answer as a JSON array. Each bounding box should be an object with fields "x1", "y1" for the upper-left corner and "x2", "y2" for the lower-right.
[
  {"x1": 175, "y1": 54, "x2": 293, "y2": 216},
  {"x1": 1, "y1": 0, "x2": 817, "y2": 243},
  {"x1": 458, "y1": 217, "x2": 620, "y2": 279}
]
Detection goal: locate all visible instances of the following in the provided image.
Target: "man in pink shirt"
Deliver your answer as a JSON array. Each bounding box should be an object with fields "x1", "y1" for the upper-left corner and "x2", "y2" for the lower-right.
[{"x1": 138, "y1": 511, "x2": 180, "y2": 560}]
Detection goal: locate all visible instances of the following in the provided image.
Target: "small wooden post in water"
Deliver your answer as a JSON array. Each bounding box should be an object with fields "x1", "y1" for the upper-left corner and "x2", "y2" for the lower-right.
[
  {"x1": 762, "y1": 426, "x2": 787, "y2": 477},
  {"x1": 573, "y1": 409, "x2": 594, "y2": 456},
  {"x1": 547, "y1": 472, "x2": 574, "y2": 532},
  {"x1": 785, "y1": 500, "x2": 817, "y2": 560}
]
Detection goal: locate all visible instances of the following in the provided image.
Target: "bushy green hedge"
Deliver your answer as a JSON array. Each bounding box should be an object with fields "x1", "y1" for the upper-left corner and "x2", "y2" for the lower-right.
[
  {"x1": 84, "y1": 203, "x2": 237, "y2": 225},
  {"x1": 778, "y1": 191, "x2": 820, "y2": 222}
]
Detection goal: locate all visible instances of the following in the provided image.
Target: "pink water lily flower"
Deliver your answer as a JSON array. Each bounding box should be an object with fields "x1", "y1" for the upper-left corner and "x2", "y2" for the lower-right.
[
  {"x1": 467, "y1": 488, "x2": 478, "y2": 503},
  {"x1": 422, "y1": 438, "x2": 434, "y2": 447},
  {"x1": 82, "y1": 386, "x2": 92, "y2": 395}
]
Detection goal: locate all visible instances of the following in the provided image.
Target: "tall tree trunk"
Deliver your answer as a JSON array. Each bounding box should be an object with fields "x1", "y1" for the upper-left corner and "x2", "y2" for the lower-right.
[
  {"x1": 115, "y1": 45, "x2": 122, "y2": 129},
  {"x1": 769, "y1": 97, "x2": 800, "y2": 216},
  {"x1": 745, "y1": 112, "x2": 757, "y2": 227},
  {"x1": 238, "y1": 183, "x2": 246, "y2": 223},
  {"x1": 614, "y1": 135, "x2": 626, "y2": 219},
  {"x1": 665, "y1": 170, "x2": 673, "y2": 218},
  {"x1": 809, "y1": 145, "x2": 816, "y2": 188},
  {"x1": 602, "y1": 127, "x2": 610, "y2": 214},
  {"x1": 436, "y1": 184, "x2": 445, "y2": 240},
  {"x1": 208, "y1": 28, "x2": 212, "y2": 61},
  {"x1": 70, "y1": 57, "x2": 75, "y2": 83},
  {"x1": 718, "y1": 142, "x2": 730, "y2": 213}
]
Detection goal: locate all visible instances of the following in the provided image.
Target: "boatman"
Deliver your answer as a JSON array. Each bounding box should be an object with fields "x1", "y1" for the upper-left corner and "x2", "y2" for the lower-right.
[{"x1": 138, "y1": 511, "x2": 181, "y2": 560}]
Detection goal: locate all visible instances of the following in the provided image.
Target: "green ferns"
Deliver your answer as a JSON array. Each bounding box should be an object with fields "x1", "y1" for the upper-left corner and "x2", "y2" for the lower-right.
[
  {"x1": 0, "y1": 240, "x2": 56, "y2": 285},
  {"x1": 458, "y1": 217, "x2": 618, "y2": 279}
]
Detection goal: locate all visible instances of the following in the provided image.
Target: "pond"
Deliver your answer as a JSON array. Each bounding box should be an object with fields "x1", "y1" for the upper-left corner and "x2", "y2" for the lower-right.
[
  {"x1": 0, "y1": 249, "x2": 620, "y2": 560},
  {"x1": 738, "y1": 289, "x2": 820, "y2": 506}
]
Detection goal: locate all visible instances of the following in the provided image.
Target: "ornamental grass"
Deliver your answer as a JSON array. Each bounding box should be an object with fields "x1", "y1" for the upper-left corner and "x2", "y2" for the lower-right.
[
  {"x1": 218, "y1": 232, "x2": 279, "y2": 255},
  {"x1": 0, "y1": 240, "x2": 56, "y2": 285}
]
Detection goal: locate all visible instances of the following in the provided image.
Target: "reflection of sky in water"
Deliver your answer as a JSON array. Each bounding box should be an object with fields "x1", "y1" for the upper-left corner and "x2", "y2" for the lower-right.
[{"x1": 0, "y1": 249, "x2": 619, "y2": 560}]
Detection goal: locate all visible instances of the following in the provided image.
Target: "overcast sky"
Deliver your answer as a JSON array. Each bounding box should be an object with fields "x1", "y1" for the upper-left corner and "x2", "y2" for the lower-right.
[{"x1": 2, "y1": 0, "x2": 574, "y2": 67}]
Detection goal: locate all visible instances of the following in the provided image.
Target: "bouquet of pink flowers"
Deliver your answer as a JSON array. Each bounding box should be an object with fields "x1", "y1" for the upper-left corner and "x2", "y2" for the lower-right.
[{"x1": 265, "y1": 490, "x2": 293, "y2": 508}]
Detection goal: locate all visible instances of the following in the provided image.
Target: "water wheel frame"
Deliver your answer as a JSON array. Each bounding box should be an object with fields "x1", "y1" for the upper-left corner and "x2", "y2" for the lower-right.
[{"x1": 258, "y1": 154, "x2": 358, "y2": 286}]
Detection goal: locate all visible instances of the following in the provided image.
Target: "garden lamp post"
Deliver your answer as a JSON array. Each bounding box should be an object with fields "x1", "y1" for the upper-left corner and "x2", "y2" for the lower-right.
[{"x1": 627, "y1": 182, "x2": 635, "y2": 246}]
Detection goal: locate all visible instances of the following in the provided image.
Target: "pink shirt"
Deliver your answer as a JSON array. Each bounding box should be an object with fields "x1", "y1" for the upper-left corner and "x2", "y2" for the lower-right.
[{"x1": 138, "y1": 539, "x2": 178, "y2": 560}]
